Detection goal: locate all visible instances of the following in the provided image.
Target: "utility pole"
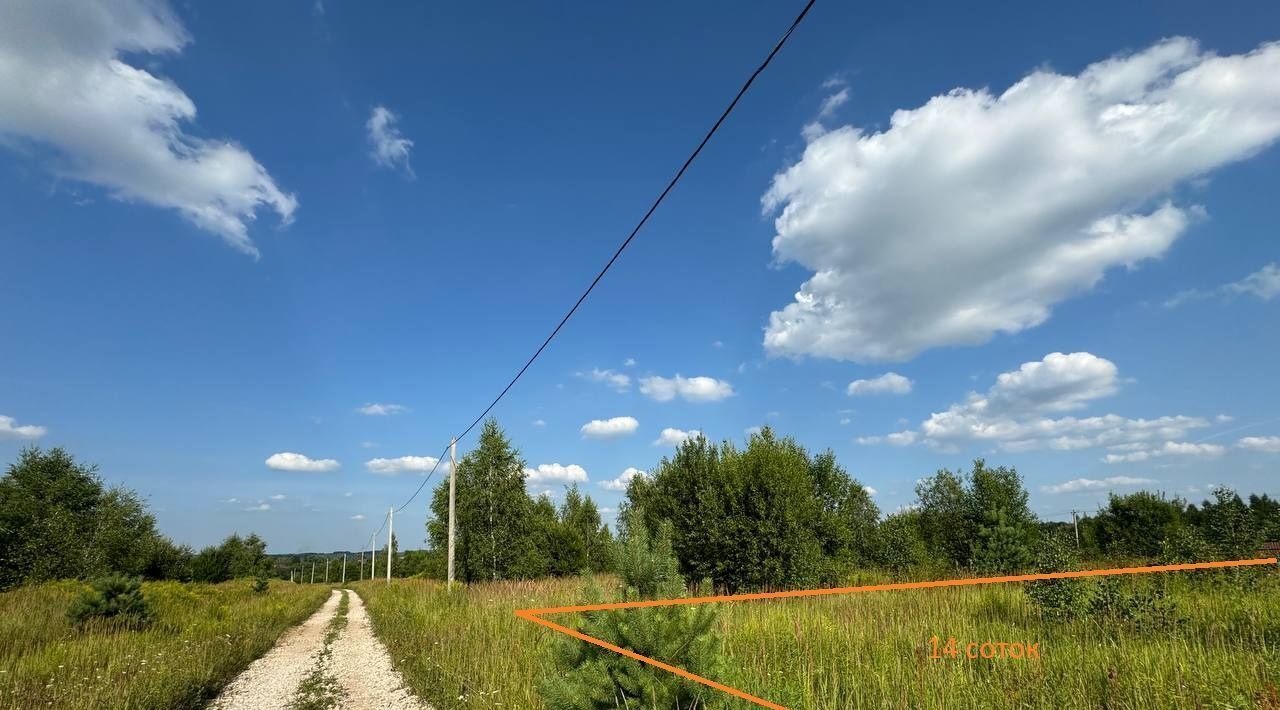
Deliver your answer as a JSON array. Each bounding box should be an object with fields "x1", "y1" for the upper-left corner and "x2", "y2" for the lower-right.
[
  {"x1": 1071, "y1": 510, "x2": 1081, "y2": 549},
  {"x1": 359, "y1": 551, "x2": 365, "y2": 581},
  {"x1": 325, "y1": 558, "x2": 330, "y2": 583},
  {"x1": 448, "y1": 437, "x2": 457, "y2": 590},
  {"x1": 387, "y1": 506, "x2": 394, "y2": 582},
  {"x1": 310, "y1": 561, "x2": 315, "y2": 584},
  {"x1": 342, "y1": 553, "x2": 347, "y2": 584}
]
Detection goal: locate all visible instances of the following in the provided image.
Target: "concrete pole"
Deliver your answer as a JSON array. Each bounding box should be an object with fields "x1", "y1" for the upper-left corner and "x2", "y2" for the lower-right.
[
  {"x1": 386, "y1": 506, "x2": 394, "y2": 582},
  {"x1": 342, "y1": 553, "x2": 347, "y2": 584},
  {"x1": 310, "y1": 561, "x2": 315, "y2": 584},
  {"x1": 448, "y1": 437, "x2": 457, "y2": 590},
  {"x1": 371, "y1": 532, "x2": 377, "y2": 579},
  {"x1": 325, "y1": 558, "x2": 330, "y2": 583}
]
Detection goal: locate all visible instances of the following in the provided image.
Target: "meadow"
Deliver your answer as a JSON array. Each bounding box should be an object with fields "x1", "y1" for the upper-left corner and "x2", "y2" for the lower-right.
[
  {"x1": 355, "y1": 568, "x2": 1280, "y2": 710},
  {"x1": 0, "y1": 579, "x2": 330, "y2": 710}
]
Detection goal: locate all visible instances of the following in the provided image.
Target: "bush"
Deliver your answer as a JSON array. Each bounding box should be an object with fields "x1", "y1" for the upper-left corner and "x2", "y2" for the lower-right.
[
  {"x1": 1024, "y1": 533, "x2": 1094, "y2": 620},
  {"x1": 67, "y1": 575, "x2": 151, "y2": 629},
  {"x1": 253, "y1": 574, "x2": 269, "y2": 594},
  {"x1": 539, "y1": 522, "x2": 721, "y2": 709}
]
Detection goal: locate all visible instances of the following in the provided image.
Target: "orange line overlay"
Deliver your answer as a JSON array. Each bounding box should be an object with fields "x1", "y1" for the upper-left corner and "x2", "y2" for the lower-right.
[{"x1": 515, "y1": 557, "x2": 1277, "y2": 710}]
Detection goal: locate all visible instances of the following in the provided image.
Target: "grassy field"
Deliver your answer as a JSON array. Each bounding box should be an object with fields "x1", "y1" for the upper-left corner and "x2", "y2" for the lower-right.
[
  {"x1": 355, "y1": 569, "x2": 1280, "y2": 709},
  {"x1": 0, "y1": 579, "x2": 330, "y2": 710}
]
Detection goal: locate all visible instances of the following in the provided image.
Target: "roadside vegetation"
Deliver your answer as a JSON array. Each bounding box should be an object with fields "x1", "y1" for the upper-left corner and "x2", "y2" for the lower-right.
[{"x1": 0, "y1": 579, "x2": 330, "y2": 710}]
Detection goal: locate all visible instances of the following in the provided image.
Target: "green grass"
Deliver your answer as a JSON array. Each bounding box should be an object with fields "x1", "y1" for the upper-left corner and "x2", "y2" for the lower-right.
[
  {"x1": 0, "y1": 579, "x2": 331, "y2": 710},
  {"x1": 355, "y1": 569, "x2": 1280, "y2": 709}
]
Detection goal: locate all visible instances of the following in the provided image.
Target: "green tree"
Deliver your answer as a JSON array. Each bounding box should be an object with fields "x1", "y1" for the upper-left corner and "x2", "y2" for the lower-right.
[
  {"x1": 915, "y1": 460, "x2": 1037, "y2": 569},
  {"x1": 1093, "y1": 491, "x2": 1187, "y2": 558},
  {"x1": 539, "y1": 522, "x2": 720, "y2": 709},
  {"x1": 1200, "y1": 486, "x2": 1260, "y2": 558},
  {"x1": 876, "y1": 510, "x2": 930, "y2": 574},
  {"x1": 427, "y1": 419, "x2": 538, "y2": 582},
  {"x1": 561, "y1": 485, "x2": 613, "y2": 573}
]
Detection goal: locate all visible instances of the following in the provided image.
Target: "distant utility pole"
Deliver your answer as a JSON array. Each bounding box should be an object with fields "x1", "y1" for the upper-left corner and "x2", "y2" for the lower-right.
[
  {"x1": 325, "y1": 558, "x2": 330, "y2": 583},
  {"x1": 311, "y1": 561, "x2": 315, "y2": 584},
  {"x1": 341, "y1": 554, "x2": 347, "y2": 584},
  {"x1": 359, "y1": 551, "x2": 365, "y2": 581},
  {"x1": 448, "y1": 437, "x2": 457, "y2": 590},
  {"x1": 371, "y1": 533, "x2": 377, "y2": 579},
  {"x1": 386, "y1": 506, "x2": 394, "y2": 582},
  {"x1": 1071, "y1": 511, "x2": 1081, "y2": 549}
]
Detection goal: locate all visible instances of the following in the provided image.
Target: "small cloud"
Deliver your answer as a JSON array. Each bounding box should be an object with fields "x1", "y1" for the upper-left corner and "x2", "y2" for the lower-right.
[
  {"x1": 269, "y1": 494, "x2": 286, "y2": 500},
  {"x1": 1042, "y1": 476, "x2": 1157, "y2": 494},
  {"x1": 342, "y1": 491, "x2": 353, "y2": 497},
  {"x1": 360, "y1": 441, "x2": 378, "y2": 449},
  {"x1": 357, "y1": 403, "x2": 408, "y2": 416},
  {"x1": 367, "y1": 105, "x2": 414, "y2": 175},
  {"x1": 654, "y1": 427, "x2": 699, "y2": 447},
  {"x1": 601, "y1": 467, "x2": 646, "y2": 491},
  {"x1": 639, "y1": 374, "x2": 734, "y2": 403},
  {"x1": 863, "y1": 485, "x2": 877, "y2": 496},
  {"x1": 577, "y1": 368, "x2": 631, "y2": 392},
  {"x1": 817, "y1": 87, "x2": 849, "y2": 119},
  {"x1": 266, "y1": 452, "x2": 340, "y2": 473},
  {"x1": 1238, "y1": 436, "x2": 1280, "y2": 454},
  {"x1": 524, "y1": 463, "x2": 588, "y2": 484},
  {"x1": 350, "y1": 514, "x2": 365, "y2": 521},
  {"x1": 532, "y1": 419, "x2": 547, "y2": 427},
  {"x1": 245, "y1": 503, "x2": 271, "y2": 512},
  {"x1": 1215, "y1": 414, "x2": 1234, "y2": 423},
  {"x1": 365, "y1": 456, "x2": 446, "y2": 475},
  {"x1": 580, "y1": 416, "x2": 640, "y2": 439},
  {"x1": 745, "y1": 426, "x2": 763, "y2": 436},
  {"x1": 712, "y1": 340, "x2": 724, "y2": 348},
  {"x1": 0, "y1": 414, "x2": 46, "y2": 440},
  {"x1": 847, "y1": 372, "x2": 913, "y2": 396},
  {"x1": 624, "y1": 358, "x2": 637, "y2": 367}
]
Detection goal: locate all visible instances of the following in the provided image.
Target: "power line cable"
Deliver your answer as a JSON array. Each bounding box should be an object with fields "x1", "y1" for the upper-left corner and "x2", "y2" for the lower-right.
[{"x1": 358, "y1": 0, "x2": 817, "y2": 539}]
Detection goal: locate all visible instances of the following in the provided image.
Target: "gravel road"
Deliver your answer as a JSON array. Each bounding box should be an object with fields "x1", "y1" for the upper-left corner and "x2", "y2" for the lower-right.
[{"x1": 209, "y1": 588, "x2": 430, "y2": 710}]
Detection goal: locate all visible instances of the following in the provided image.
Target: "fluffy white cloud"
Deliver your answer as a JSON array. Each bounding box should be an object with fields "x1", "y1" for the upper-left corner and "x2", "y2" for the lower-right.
[
  {"x1": 0, "y1": 415, "x2": 46, "y2": 440},
  {"x1": 265, "y1": 452, "x2": 340, "y2": 472},
  {"x1": 580, "y1": 416, "x2": 639, "y2": 439},
  {"x1": 269, "y1": 493, "x2": 286, "y2": 501},
  {"x1": 1238, "y1": 436, "x2": 1280, "y2": 453},
  {"x1": 863, "y1": 485, "x2": 877, "y2": 496},
  {"x1": 601, "y1": 467, "x2": 646, "y2": 492},
  {"x1": 367, "y1": 105, "x2": 414, "y2": 175},
  {"x1": 762, "y1": 38, "x2": 1280, "y2": 362},
  {"x1": 365, "y1": 456, "x2": 448, "y2": 475},
  {"x1": 578, "y1": 368, "x2": 631, "y2": 392},
  {"x1": 357, "y1": 403, "x2": 408, "y2": 416},
  {"x1": 859, "y1": 352, "x2": 1212, "y2": 453},
  {"x1": 847, "y1": 372, "x2": 913, "y2": 396},
  {"x1": 532, "y1": 419, "x2": 547, "y2": 427},
  {"x1": 0, "y1": 0, "x2": 297, "y2": 257},
  {"x1": 639, "y1": 375, "x2": 734, "y2": 403},
  {"x1": 350, "y1": 514, "x2": 365, "y2": 520},
  {"x1": 524, "y1": 463, "x2": 588, "y2": 485},
  {"x1": 654, "y1": 427, "x2": 700, "y2": 447},
  {"x1": 1042, "y1": 476, "x2": 1157, "y2": 494},
  {"x1": 245, "y1": 502, "x2": 271, "y2": 512},
  {"x1": 1102, "y1": 441, "x2": 1225, "y2": 463},
  {"x1": 624, "y1": 358, "x2": 637, "y2": 367}
]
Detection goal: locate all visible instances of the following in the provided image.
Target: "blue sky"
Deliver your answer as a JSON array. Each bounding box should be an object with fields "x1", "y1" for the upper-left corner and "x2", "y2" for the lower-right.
[{"x1": 2, "y1": 0, "x2": 1278, "y2": 553}]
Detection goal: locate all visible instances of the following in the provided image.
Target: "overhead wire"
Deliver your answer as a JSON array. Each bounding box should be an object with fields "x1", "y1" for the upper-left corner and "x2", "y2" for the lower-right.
[{"x1": 353, "y1": 0, "x2": 818, "y2": 550}]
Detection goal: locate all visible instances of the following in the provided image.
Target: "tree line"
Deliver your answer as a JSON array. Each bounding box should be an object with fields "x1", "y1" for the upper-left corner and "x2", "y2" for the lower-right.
[{"x1": 0, "y1": 447, "x2": 272, "y2": 589}]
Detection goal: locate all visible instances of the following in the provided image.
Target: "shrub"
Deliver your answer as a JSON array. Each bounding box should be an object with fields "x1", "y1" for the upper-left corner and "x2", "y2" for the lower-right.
[
  {"x1": 253, "y1": 574, "x2": 269, "y2": 594},
  {"x1": 1024, "y1": 533, "x2": 1094, "y2": 620},
  {"x1": 67, "y1": 575, "x2": 151, "y2": 629},
  {"x1": 539, "y1": 522, "x2": 721, "y2": 709}
]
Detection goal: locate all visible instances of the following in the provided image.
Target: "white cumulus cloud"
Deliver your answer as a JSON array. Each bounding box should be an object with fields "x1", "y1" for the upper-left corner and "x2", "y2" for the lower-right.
[
  {"x1": 367, "y1": 105, "x2": 414, "y2": 175},
  {"x1": 639, "y1": 375, "x2": 734, "y2": 403},
  {"x1": 524, "y1": 463, "x2": 588, "y2": 485},
  {"x1": 859, "y1": 352, "x2": 1212, "y2": 453},
  {"x1": 365, "y1": 456, "x2": 448, "y2": 475},
  {"x1": 1238, "y1": 436, "x2": 1280, "y2": 453},
  {"x1": 601, "y1": 466, "x2": 646, "y2": 492},
  {"x1": 1102, "y1": 441, "x2": 1225, "y2": 463},
  {"x1": 266, "y1": 452, "x2": 340, "y2": 473},
  {"x1": 0, "y1": 0, "x2": 297, "y2": 257},
  {"x1": 654, "y1": 427, "x2": 700, "y2": 447},
  {"x1": 847, "y1": 372, "x2": 913, "y2": 396},
  {"x1": 580, "y1": 416, "x2": 639, "y2": 439},
  {"x1": 762, "y1": 38, "x2": 1280, "y2": 362},
  {"x1": 0, "y1": 415, "x2": 46, "y2": 440},
  {"x1": 1042, "y1": 476, "x2": 1157, "y2": 494},
  {"x1": 350, "y1": 514, "x2": 365, "y2": 520}
]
